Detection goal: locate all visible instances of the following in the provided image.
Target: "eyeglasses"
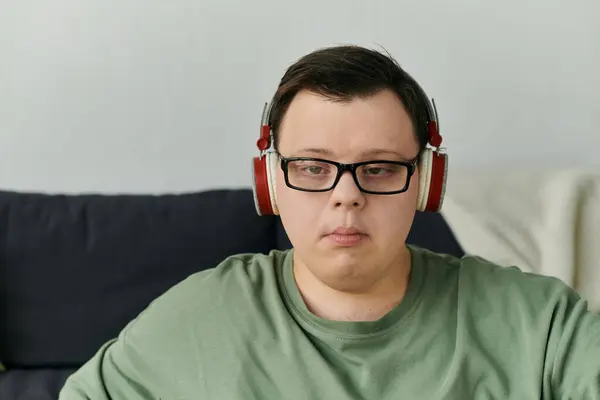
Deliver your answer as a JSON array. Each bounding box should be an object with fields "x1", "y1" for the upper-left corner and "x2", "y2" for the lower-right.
[{"x1": 279, "y1": 154, "x2": 417, "y2": 195}]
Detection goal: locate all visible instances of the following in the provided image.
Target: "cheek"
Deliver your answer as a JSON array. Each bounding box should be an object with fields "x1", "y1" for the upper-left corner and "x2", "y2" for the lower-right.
[
  {"x1": 275, "y1": 170, "x2": 320, "y2": 240},
  {"x1": 372, "y1": 196, "x2": 416, "y2": 232},
  {"x1": 369, "y1": 175, "x2": 419, "y2": 239}
]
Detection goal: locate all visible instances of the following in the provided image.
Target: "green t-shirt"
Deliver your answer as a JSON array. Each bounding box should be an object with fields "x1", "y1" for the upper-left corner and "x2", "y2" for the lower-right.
[{"x1": 59, "y1": 246, "x2": 600, "y2": 399}]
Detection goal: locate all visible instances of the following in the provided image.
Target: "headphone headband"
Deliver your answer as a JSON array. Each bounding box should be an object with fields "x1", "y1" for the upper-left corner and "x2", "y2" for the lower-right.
[
  {"x1": 410, "y1": 78, "x2": 443, "y2": 149},
  {"x1": 256, "y1": 78, "x2": 443, "y2": 152},
  {"x1": 256, "y1": 102, "x2": 274, "y2": 153}
]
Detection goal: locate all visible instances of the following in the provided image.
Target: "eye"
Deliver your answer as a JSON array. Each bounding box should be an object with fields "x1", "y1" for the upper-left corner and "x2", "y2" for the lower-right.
[
  {"x1": 364, "y1": 167, "x2": 389, "y2": 176},
  {"x1": 291, "y1": 160, "x2": 333, "y2": 175},
  {"x1": 303, "y1": 166, "x2": 325, "y2": 175}
]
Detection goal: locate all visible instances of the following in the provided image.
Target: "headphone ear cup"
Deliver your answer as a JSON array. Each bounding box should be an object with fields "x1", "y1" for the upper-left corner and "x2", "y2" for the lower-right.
[
  {"x1": 252, "y1": 155, "x2": 275, "y2": 216},
  {"x1": 417, "y1": 149, "x2": 448, "y2": 212},
  {"x1": 427, "y1": 151, "x2": 448, "y2": 212}
]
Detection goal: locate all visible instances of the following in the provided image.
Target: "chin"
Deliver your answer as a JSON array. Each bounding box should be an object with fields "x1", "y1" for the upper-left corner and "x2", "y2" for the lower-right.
[
  {"x1": 316, "y1": 258, "x2": 375, "y2": 292},
  {"x1": 293, "y1": 240, "x2": 380, "y2": 291},
  {"x1": 321, "y1": 246, "x2": 371, "y2": 276}
]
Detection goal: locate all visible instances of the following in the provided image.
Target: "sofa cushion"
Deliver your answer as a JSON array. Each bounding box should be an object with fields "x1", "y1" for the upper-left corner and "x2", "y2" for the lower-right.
[
  {"x1": 0, "y1": 368, "x2": 76, "y2": 400},
  {"x1": 0, "y1": 189, "x2": 278, "y2": 368}
]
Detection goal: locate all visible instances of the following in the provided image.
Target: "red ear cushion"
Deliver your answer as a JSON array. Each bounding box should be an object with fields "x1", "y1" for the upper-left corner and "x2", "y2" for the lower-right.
[
  {"x1": 425, "y1": 152, "x2": 448, "y2": 212},
  {"x1": 252, "y1": 157, "x2": 274, "y2": 215}
]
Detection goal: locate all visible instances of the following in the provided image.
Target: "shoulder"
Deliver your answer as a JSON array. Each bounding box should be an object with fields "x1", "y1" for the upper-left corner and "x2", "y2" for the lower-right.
[
  {"x1": 135, "y1": 249, "x2": 289, "y2": 320},
  {"x1": 115, "y1": 249, "x2": 290, "y2": 347},
  {"x1": 412, "y1": 245, "x2": 581, "y2": 317},
  {"x1": 457, "y1": 252, "x2": 579, "y2": 308}
]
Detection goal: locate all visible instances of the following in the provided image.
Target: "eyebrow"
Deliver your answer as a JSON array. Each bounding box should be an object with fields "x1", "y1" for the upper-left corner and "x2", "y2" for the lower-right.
[{"x1": 292, "y1": 147, "x2": 416, "y2": 162}]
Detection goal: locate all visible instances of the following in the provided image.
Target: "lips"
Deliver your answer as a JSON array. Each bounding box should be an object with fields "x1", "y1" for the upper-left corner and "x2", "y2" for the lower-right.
[
  {"x1": 324, "y1": 226, "x2": 367, "y2": 246},
  {"x1": 330, "y1": 226, "x2": 366, "y2": 235}
]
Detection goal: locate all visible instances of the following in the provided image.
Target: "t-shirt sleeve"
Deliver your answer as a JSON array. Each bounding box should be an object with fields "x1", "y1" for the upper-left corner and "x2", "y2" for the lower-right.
[
  {"x1": 549, "y1": 286, "x2": 600, "y2": 398},
  {"x1": 58, "y1": 333, "x2": 157, "y2": 400}
]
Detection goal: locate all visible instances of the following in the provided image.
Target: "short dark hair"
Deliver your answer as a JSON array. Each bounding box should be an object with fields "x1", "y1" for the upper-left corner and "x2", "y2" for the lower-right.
[{"x1": 269, "y1": 45, "x2": 431, "y2": 154}]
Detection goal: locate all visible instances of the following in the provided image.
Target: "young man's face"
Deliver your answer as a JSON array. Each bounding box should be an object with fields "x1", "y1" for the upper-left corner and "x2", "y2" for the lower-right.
[{"x1": 275, "y1": 89, "x2": 421, "y2": 292}]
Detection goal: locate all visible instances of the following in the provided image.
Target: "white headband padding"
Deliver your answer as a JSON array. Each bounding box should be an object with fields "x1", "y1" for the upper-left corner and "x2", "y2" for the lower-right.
[
  {"x1": 417, "y1": 150, "x2": 433, "y2": 211},
  {"x1": 266, "y1": 152, "x2": 279, "y2": 215}
]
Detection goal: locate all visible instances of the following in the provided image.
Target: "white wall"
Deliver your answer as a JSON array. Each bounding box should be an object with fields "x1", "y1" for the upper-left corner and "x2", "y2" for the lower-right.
[{"x1": 1, "y1": 0, "x2": 598, "y2": 194}]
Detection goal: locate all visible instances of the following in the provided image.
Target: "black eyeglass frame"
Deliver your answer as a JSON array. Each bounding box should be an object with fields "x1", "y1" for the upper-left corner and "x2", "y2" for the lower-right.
[{"x1": 278, "y1": 154, "x2": 418, "y2": 195}]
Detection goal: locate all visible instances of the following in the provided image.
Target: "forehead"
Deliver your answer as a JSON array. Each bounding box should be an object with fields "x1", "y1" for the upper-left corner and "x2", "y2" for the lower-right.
[{"x1": 276, "y1": 89, "x2": 418, "y2": 161}]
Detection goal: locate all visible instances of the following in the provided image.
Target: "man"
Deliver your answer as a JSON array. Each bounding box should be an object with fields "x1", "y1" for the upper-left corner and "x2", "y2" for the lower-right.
[{"x1": 60, "y1": 45, "x2": 600, "y2": 399}]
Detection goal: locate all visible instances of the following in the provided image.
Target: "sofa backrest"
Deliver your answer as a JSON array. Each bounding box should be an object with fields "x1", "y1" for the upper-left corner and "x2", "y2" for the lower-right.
[
  {"x1": 0, "y1": 189, "x2": 278, "y2": 368},
  {"x1": 0, "y1": 188, "x2": 462, "y2": 369}
]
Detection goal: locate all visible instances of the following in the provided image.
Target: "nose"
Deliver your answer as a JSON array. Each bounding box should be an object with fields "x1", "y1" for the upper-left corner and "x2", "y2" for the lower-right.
[{"x1": 329, "y1": 171, "x2": 365, "y2": 210}]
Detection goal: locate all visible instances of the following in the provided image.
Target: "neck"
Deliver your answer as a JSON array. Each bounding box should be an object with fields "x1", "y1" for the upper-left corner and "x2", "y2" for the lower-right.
[{"x1": 292, "y1": 246, "x2": 412, "y2": 322}]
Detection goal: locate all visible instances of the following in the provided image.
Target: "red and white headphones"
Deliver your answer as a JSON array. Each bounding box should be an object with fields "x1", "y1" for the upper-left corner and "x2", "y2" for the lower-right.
[{"x1": 252, "y1": 85, "x2": 448, "y2": 216}]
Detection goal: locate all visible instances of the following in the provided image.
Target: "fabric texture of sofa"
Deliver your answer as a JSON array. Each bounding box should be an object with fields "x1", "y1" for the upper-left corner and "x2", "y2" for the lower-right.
[{"x1": 0, "y1": 188, "x2": 463, "y2": 400}]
